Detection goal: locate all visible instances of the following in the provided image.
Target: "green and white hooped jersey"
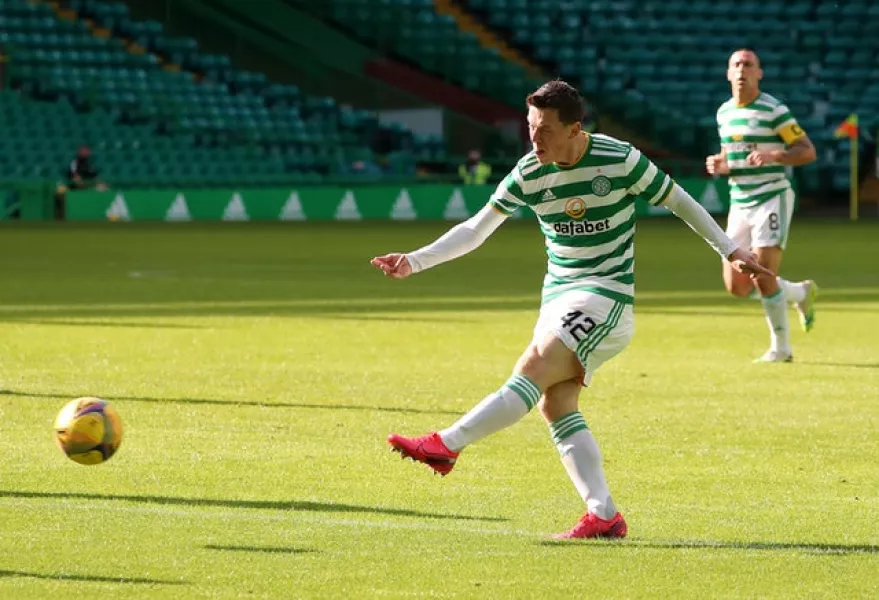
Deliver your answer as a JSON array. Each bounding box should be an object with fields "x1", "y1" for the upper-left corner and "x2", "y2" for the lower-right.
[
  {"x1": 717, "y1": 92, "x2": 802, "y2": 207},
  {"x1": 489, "y1": 133, "x2": 673, "y2": 306}
]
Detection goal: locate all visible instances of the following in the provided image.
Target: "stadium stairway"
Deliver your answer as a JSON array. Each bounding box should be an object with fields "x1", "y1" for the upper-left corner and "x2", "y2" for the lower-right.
[{"x1": 432, "y1": 0, "x2": 542, "y2": 79}]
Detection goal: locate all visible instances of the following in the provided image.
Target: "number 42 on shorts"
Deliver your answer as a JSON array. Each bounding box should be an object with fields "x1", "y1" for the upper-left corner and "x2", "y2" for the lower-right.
[{"x1": 561, "y1": 310, "x2": 596, "y2": 343}]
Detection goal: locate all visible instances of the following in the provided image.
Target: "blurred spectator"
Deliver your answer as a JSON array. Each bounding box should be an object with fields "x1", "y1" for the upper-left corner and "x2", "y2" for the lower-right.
[
  {"x1": 67, "y1": 145, "x2": 107, "y2": 191},
  {"x1": 371, "y1": 126, "x2": 398, "y2": 156},
  {"x1": 54, "y1": 145, "x2": 108, "y2": 220},
  {"x1": 344, "y1": 159, "x2": 383, "y2": 179},
  {"x1": 458, "y1": 149, "x2": 492, "y2": 185}
]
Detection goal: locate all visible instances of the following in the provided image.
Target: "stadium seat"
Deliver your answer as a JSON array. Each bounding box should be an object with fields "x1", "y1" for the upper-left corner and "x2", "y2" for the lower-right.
[
  {"x1": 459, "y1": 0, "x2": 879, "y2": 179},
  {"x1": 1, "y1": 0, "x2": 443, "y2": 187}
]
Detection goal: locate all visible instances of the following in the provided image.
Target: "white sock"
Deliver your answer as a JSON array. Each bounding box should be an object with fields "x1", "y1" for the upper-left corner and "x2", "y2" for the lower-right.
[
  {"x1": 777, "y1": 277, "x2": 807, "y2": 303},
  {"x1": 550, "y1": 412, "x2": 617, "y2": 520},
  {"x1": 439, "y1": 373, "x2": 540, "y2": 452},
  {"x1": 761, "y1": 289, "x2": 791, "y2": 354}
]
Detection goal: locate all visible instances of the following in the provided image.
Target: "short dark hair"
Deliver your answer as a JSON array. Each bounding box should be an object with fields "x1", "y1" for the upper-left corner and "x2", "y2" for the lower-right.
[
  {"x1": 730, "y1": 48, "x2": 761, "y2": 67},
  {"x1": 526, "y1": 80, "x2": 585, "y2": 125}
]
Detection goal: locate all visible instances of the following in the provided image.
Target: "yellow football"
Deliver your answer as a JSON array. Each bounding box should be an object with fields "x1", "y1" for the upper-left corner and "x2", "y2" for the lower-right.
[{"x1": 53, "y1": 397, "x2": 123, "y2": 465}]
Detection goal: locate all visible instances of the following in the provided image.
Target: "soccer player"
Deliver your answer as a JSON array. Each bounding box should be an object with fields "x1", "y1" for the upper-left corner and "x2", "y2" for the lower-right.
[
  {"x1": 706, "y1": 49, "x2": 819, "y2": 363},
  {"x1": 371, "y1": 80, "x2": 772, "y2": 539}
]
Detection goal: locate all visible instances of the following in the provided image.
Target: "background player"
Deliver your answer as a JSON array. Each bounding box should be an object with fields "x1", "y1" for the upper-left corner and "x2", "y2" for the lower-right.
[{"x1": 706, "y1": 49, "x2": 819, "y2": 363}]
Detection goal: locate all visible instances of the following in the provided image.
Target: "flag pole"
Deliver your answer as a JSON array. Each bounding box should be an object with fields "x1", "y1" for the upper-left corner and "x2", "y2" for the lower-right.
[{"x1": 850, "y1": 123, "x2": 859, "y2": 221}]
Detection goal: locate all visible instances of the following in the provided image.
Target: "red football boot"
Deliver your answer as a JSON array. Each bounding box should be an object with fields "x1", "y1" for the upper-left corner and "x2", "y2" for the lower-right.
[
  {"x1": 553, "y1": 511, "x2": 628, "y2": 540},
  {"x1": 387, "y1": 432, "x2": 459, "y2": 476}
]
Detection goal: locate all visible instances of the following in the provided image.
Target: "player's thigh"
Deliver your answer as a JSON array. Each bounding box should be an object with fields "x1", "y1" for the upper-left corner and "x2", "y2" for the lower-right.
[
  {"x1": 537, "y1": 378, "x2": 582, "y2": 423},
  {"x1": 750, "y1": 189, "x2": 795, "y2": 251},
  {"x1": 530, "y1": 291, "x2": 634, "y2": 388},
  {"x1": 514, "y1": 333, "x2": 582, "y2": 391}
]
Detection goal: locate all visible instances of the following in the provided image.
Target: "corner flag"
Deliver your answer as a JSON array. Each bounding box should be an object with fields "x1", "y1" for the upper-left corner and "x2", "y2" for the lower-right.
[
  {"x1": 834, "y1": 113, "x2": 859, "y2": 139},
  {"x1": 834, "y1": 114, "x2": 859, "y2": 220}
]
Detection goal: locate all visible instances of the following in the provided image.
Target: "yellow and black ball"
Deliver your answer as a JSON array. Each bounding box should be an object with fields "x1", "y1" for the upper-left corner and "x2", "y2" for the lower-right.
[{"x1": 53, "y1": 397, "x2": 123, "y2": 465}]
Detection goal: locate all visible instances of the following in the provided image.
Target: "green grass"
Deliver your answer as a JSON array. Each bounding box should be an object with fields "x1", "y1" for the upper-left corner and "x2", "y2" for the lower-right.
[{"x1": 0, "y1": 219, "x2": 877, "y2": 599}]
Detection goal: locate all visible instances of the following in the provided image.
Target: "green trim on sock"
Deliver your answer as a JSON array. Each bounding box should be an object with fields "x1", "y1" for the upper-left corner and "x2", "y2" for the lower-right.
[
  {"x1": 762, "y1": 289, "x2": 784, "y2": 302},
  {"x1": 511, "y1": 374, "x2": 540, "y2": 402},
  {"x1": 505, "y1": 374, "x2": 540, "y2": 410},
  {"x1": 506, "y1": 381, "x2": 536, "y2": 410},
  {"x1": 549, "y1": 411, "x2": 589, "y2": 445}
]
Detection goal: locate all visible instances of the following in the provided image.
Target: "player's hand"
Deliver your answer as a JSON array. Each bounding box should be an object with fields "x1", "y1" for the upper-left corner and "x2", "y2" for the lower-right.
[
  {"x1": 746, "y1": 150, "x2": 780, "y2": 167},
  {"x1": 726, "y1": 248, "x2": 775, "y2": 279},
  {"x1": 370, "y1": 253, "x2": 413, "y2": 279},
  {"x1": 705, "y1": 154, "x2": 730, "y2": 175}
]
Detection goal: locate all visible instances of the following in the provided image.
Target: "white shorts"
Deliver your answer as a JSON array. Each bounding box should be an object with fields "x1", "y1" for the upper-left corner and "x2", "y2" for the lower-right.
[
  {"x1": 533, "y1": 291, "x2": 634, "y2": 386},
  {"x1": 726, "y1": 188, "x2": 795, "y2": 250}
]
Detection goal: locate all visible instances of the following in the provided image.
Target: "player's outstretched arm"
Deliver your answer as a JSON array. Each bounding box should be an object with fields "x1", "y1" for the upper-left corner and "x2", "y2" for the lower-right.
[
  {"x1": 660, "y1": 183, "x2": 774, "y2": 279},
  {"x1": 370, "y1": 204, "x2": 508, "y2": 279}
]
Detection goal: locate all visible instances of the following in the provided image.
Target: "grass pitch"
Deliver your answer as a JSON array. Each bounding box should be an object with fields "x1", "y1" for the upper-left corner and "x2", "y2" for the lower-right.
[{"x1": 0, "y1": 218, "x2": 877, "y2": 599}]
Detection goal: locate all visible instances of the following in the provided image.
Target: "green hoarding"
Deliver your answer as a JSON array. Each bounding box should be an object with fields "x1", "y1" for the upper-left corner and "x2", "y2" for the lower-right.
[{"x1": 64, "y1": 180, "x2": 730, "y2": 222}]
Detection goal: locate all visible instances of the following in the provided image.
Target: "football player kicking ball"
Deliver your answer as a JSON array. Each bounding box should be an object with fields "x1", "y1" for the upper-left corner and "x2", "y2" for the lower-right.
[{"x1": 372, "y1": 80, "x2": 773, "y2": 539}]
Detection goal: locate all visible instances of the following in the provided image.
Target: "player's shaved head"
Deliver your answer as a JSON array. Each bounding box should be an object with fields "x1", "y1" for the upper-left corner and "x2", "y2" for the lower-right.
[
  {"x1": 729, "y1": 48, "x2": 760, "y2": 68},
  {"x1": 727, "y1": 48, "x2": 763, "y2": 102}
]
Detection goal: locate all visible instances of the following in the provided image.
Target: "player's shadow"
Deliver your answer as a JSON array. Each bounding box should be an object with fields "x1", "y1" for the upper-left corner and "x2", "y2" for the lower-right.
[
  {"x1": 0, "y1": 318, "x2": 204, "y2": 329},
  {"x1": 0, "y1": 569, "x2": 186, "y2": 585},
  {"x1": 0, "y1": 490, "x2": 506, "y2": 523},
  {"x1": 634, "y1": 308, "x2": 757, "y2": 317},
  {"x1": 797, "y1": 361, "x2": 879, "y2": 369},
  {"x1": 204, "y1": 544, "x2": 316, "y2": 555},
  {"x1": 538, "y1": 539, "x2": 879, "y2": 554},
  {"x1": 0, "y1": 389, "x2": 464, "y2": 416}
]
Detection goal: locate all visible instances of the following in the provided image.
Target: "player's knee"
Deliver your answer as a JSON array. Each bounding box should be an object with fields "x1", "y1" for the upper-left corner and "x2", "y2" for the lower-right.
[
  {"x1": 754, "y1": 273, "x2": 779, "y2": 295},
  {"x1": 537, "y1": 378, "x2": 582, "y2": 422},
  {"x1": 515, "y1": 342, "x2": 580, "y2": 394},
  {"x1": 514, "y1": 344, "x2": 565, "y2": 391},
  {"x1": 515, "y1": 344, "x2": 548, "y2": 383},
  {"x1": 725, "y1": 280, "x2": 753, "y2": 298},
  {"x1": 723, "y1": 269, "x2": 754, "y2": 297}
]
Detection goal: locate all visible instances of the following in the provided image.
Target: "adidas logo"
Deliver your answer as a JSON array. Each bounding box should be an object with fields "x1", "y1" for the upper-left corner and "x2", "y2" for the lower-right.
[{"x1": 542, "y1": 190, "x2": 556, "y2": 201}]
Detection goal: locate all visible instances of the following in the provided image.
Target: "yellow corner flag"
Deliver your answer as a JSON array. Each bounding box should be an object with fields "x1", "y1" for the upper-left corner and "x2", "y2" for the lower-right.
[{"x1": 834, "y1": 113, "x2": 859, "y2": 220}]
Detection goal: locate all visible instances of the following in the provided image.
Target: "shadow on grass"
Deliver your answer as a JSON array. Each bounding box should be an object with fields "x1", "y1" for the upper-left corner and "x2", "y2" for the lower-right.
[
  {"x1": 635, "y1": 308, "x2": 758, "y2": 317},
  {"x1": 0, "y1": 569, "x2": 186, "y2": 585},
  {"x1": 0, "y1": 490, "x2": 506, "y2": 523},
  {"x1": 0, "y1": 389, "x2": 464, "y2": 417},
  {"x1": 204, "y1": 544, "x2": 316, "y2": 555},
  {"x1": 319, "y1": 314, "x2": 480, "y2": 323},
  {"x1": 1, "y1": 318, "x2": 204, "y2": 329},
  {"x1": 1, "y1": 290, "x2": 876, "y2": 321},
  {"x1": 538, "y1": 539, "x2": 879, "y2": 554},
  {"x1": 797, "y1": 361, "x2": 879, "y2": 369}
]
